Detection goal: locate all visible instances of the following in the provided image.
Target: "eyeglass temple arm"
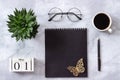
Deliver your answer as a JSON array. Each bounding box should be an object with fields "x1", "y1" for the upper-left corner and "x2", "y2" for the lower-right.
[
  {"x1": 48, "y1": 13, "x2": 60, "y2": 21},
  {"x1": 70, "y1": 12, "x2": 82, "y2": 20}
]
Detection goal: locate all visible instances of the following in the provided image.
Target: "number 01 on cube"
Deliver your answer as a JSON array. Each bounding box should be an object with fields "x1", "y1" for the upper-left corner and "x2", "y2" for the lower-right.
[{"x1": 9, "y1": 58, "x2": 34, "y2": 72}]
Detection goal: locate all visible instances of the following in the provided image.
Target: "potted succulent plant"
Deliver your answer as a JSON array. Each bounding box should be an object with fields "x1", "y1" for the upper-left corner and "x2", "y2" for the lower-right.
[{"x1": 7, "y1": 8, "x2": 39, "y2": 41}]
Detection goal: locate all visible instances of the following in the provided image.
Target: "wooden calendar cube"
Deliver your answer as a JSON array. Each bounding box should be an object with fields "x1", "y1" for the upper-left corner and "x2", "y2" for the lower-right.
[{"x1": 9, "y1": 58, "x2": 34, "y2": 72}]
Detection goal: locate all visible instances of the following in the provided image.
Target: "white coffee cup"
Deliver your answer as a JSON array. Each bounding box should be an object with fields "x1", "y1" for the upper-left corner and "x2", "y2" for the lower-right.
[{"x1": 92, "y1": 12, "x2": 112, "y2": 33}]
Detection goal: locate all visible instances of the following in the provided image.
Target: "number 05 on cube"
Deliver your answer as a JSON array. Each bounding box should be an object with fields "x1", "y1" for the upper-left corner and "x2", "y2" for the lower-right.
[{"x1": 9, "y1": 58, "x2": 34, "y2": 72}]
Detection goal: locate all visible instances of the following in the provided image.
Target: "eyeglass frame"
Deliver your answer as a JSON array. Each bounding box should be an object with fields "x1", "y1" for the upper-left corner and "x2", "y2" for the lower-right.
[{"x1": 48, "y1": 7, "x2": 82, "y2": 22}]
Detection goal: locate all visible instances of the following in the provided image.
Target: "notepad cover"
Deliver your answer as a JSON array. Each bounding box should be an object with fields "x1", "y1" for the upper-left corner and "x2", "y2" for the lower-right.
[{"x1": 45, "y1": 28, "x2": 88, "y2": 77}]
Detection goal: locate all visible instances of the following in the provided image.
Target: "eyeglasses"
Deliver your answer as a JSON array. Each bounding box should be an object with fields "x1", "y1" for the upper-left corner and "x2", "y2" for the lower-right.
[{"x1": 48, "y1": 7, "x2": 82, "y2": 22}]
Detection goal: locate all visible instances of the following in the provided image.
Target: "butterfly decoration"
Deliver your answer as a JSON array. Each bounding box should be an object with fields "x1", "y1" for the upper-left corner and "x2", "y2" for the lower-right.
[{"x1": 67, "y1": 58, "x2": 85, "y2": 76}]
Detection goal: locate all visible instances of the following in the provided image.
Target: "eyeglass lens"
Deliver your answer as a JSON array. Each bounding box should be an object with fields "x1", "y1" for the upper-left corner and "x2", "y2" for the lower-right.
[
  {"x1": 48, "y1": 7, "x2": 63, "y2": 22},
  {"x1": 67, "y1": 8, "x2": 82, "y2": 22}
]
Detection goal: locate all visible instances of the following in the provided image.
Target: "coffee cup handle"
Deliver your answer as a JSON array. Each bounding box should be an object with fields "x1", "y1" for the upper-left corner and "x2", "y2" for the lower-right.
[{"x1": 108, "y1": 28, "x2": 112, "y2": 33}]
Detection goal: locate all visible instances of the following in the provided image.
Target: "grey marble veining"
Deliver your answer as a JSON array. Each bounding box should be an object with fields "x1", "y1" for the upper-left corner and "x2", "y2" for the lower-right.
[{"x1": 0, "y1": 0, "x2": 120, "y2": 80}]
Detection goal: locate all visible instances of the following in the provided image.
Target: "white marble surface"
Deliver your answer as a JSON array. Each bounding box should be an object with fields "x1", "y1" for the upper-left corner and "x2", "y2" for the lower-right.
[{"x1": 0, "y1": 0, "x2": 120, "y2": 80}]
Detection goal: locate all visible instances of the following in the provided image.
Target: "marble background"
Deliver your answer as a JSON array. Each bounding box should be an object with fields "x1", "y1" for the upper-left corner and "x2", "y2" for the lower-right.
[{"x1": 0, "y1": 0, "x2": 120, "y2": 80}]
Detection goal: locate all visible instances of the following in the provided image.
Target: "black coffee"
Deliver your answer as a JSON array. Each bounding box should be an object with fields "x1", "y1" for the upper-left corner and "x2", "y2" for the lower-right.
[{"x1": 94, "y1": 13, "x2": 110, "y2": 30}]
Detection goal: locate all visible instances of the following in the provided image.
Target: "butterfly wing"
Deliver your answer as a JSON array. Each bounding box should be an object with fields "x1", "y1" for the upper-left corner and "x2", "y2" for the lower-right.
[
  {"x1": 76, "y1": 58, "x2": 84, "y2": 67},
  {"x1": 67, "y1": 66, "x2": 79, "y2": 76},
  {"x1": 76, "y1": 58, "x2": 85, "y2": 73}
]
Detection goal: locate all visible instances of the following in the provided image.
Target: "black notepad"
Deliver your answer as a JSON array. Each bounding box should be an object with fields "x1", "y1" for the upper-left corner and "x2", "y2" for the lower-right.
[{"x1": 45, "y1": 28, "x2": 88, "y2": 77}]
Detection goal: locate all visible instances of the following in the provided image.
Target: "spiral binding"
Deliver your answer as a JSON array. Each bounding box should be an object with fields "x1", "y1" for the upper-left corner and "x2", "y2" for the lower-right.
[{"x1": 45, "y1": 28, "x2": 87, "y2": 31}]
